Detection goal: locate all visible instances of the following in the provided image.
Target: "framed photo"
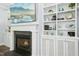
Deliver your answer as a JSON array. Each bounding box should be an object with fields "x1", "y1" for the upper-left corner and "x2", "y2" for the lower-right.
[{"x1": 10, "y1": 3, "x2": 36, "y2": 23}]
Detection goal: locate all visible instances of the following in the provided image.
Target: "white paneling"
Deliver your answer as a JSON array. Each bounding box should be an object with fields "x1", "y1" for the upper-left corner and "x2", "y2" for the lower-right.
[
  {"x1": 58, "y1": 40, "x2": 65, "y2": 56},
  {"x1": 42, "y1": 39, "x2": 47, "y2": 56},
  {"x1": 67, "y1": 41, "x2": 75, "y2": 56},
  {"x1": 42, "y1": 39, "x2": 55, "y2": 56},
  {"x1": 56, "y1": 39, "x2": 65, "y2": 56},
  {"x1": 65, "y1": 39, "x2": 77, "y2": 56},
  {"x1": 45, "y1": 39, "x2": 49, "y2": 56},
  {"x1": 42, "y1": 39, "x2": 48, "y2": 56},
  {"x1": 49, "y1": 39, "x2": 55, "y2": 56}
]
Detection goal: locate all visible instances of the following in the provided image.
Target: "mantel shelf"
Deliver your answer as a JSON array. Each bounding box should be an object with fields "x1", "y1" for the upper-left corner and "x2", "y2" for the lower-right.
[{"x1": 10, "y1": 22, "x2": 39, "y2": 27}]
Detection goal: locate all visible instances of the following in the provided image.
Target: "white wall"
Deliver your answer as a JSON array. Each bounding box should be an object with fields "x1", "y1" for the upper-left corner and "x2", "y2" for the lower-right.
[{"x1": 0, "y1": 3, "x2": 10, "y2": 46}]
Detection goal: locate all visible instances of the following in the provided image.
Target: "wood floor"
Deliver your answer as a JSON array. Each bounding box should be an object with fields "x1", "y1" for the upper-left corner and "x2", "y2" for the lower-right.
[
  {"x1": 4, "y1": 51, "x2": 22, "y2": 56},
  {"x1": 0, "y1": 45, "x2": 31, "y2": 56}
]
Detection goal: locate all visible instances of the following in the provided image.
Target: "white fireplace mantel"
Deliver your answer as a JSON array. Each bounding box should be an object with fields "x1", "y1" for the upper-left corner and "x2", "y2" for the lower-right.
[{"x1": 9, "y1": 23, "x2": 39, "y2": 56}]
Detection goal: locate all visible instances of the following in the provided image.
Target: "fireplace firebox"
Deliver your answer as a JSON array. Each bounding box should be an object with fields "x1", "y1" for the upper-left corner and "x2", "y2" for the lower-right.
[{"x1": 14, "y1": 31, "x2": 32, "y2": 56}]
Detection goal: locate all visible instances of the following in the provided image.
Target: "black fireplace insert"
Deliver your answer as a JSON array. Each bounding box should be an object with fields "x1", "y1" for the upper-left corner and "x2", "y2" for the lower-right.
[{"x1": 14, "y1": 31, "x2": 32, "y2": 56}]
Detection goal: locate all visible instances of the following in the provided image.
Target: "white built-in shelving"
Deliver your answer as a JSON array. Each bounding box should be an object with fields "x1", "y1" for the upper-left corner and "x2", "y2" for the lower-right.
[
  {"x1": 41, "y1": 3, "x2": 78, "y2": 56},
  {"x1": 43, "y1": 3, "x2": 76, "y2": 37}
]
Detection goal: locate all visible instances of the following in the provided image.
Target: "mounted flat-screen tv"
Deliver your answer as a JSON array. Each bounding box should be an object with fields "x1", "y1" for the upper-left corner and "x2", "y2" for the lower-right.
[{"x1": 10, "y1": 3, "x2": 36, "y2": 24}]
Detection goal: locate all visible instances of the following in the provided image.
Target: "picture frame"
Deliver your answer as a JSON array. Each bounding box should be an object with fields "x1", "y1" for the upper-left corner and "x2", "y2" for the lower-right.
[{"x1": 10, "y1": 3, "x2": 36, "y2": 24}]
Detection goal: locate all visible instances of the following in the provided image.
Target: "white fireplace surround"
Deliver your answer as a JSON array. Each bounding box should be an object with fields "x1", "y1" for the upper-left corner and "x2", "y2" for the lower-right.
[{"x1": 9, "y1": 24, "x2": 38, "y2": 56}]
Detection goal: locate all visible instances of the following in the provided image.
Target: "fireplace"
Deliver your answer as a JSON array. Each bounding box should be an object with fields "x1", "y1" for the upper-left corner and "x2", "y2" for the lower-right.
[{"x1": 14, "y1": 31, "x2": 32, "y2": 56}]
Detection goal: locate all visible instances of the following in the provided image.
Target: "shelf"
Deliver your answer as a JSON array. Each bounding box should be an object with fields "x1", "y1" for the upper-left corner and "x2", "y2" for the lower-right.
[
  {"x1": 42, "y1": 3, "x2": 76, "y2": 39},
  {"x1": 57, "y1": 9, "x2": 75, "y2": 14},
  {"x1": 57, "y1": 19, "x2": 75, "y2": 22},
  {"x1": 42, "y1": 35, "x2": 56, "y2": 39},
  {"x1": 43, "y1": 30, "x2": 56, "y2": 31},
  {"x1": 44, "y1": 12, "x2": 56, "y2": 16},
  {"x1": 43, "y1": 21, "x2": 56, "y2": 23},
  {"x1": 58, "y1": 29, "x2": 75, "y2": 31},
  {"x1": 56, "y1": 36, "x2": 75, "y2": 39},
  {"x1": 42, "y1": 35, "x2": 75, "y2": 39}
]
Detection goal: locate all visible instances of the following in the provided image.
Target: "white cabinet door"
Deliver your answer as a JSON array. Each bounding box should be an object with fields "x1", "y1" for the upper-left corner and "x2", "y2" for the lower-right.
[
  {"x1": 56, "y1": 39, "x2": 65, "y2": 56},
  {"x1": 65, "y1": 39, "x2": 78, "y2": 56},
  {"x1": 49, "y1": 39, "x2": 55, "y2": 56},
  {"x1": 42, "y1": 39, "x2": 49, "y2": 56},
  {"x1": 42, "y1": 38, "x2": 78, "y2": 56},
  {"x1": 42, "y1": 39, "x2": 55, "y2": 56}
]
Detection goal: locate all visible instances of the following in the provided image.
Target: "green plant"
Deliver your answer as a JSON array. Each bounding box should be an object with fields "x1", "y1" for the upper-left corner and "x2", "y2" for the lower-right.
[{"x1": 68, "y1": 3, "x2": 75, "y2": 9}]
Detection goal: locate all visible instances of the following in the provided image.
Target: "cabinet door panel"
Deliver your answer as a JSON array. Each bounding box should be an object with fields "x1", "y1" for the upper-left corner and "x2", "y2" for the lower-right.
[
  {"x1": 42, "y1": 39, "x2": 55, "y2": 56},
  {"x1": 42, "y1": 39, "x2": 49, "y2": 56},
  {"x1": 49, "y1": 39, "x2": 55, "y2": 56},
  {"x1": 67, "y1": 41, "x2": 75, "y2": 56},
  {"x1": 42, "y1": 39, "x2": 47, "y2": 56},
  {"x1": 56, "y1": 39, "x2": 65, "y2": 56},
  {"x1": 65, "y1": 40, "x2": 77, "y2": 56}
]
